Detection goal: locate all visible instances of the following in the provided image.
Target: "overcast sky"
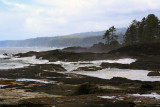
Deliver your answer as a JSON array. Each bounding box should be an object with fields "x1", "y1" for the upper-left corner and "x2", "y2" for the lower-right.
[{"x1": 0, "y1": 0, "x2": 160, "y2": 40}]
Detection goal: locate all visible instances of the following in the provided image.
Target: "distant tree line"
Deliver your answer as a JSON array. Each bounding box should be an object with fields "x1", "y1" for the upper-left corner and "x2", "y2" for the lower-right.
[{"x1": 103, "y1": 14, "x2": 160, "y2": 46}]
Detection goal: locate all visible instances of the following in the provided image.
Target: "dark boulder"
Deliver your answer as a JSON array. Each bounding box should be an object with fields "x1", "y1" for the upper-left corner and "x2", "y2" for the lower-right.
[
  {"x1": 147, "y1": 72, "x2": 160, "y2": 76},
  {"x1": 101, "y1": 62, "x2": 129, "y2": 69},
  {"x1": 73, "y1": 66, "x2": 102, "y2": 71},
  {"x1": 75, "y1": 82, "x2": 100, "y2": 95},
  {"x1": 37, "y1": 64, "x2": 66, "y2": 71},
  {"x1": 140, "y1": 84, "x2": 153, "y2": 90}
]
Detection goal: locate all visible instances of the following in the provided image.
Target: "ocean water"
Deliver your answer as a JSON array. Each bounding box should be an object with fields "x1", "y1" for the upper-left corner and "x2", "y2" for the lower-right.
[
  {"x1": 0, "y1": 47, "x2": 159, "y2": 81},
  {"x1": 52, "y1": 58, "x2": 136, "y2": 71},
  {"x1": 0, "y1": 47, "x2": 59, "y2": 69},
  {"x1": 0, "y1": 47, "x2": 62, "y2": 56},
  {"x1": 53, "y1": 60, "x2": 160, "y2": 81}
]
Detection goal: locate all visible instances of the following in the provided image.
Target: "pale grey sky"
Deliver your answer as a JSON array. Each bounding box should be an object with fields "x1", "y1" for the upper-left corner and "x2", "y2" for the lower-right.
[{"x1": 0, "y1": 0, "x2": 160, "y2": 40}]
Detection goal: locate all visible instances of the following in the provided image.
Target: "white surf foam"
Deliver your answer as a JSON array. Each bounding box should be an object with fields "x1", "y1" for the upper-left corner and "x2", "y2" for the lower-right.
[
  {"x1": 98, "y1": 96, "x2": 116, "y2": 99},
  {"x1": 0, "y1": 55, "x2": 9, "y2": 59},
  {"x1": 0, "y1": 56, "x2": 49, "y2": 69},
  {"x1": 52, "y1": 58, "x2": 136, "y2": 71},
  {"x1": 52, "y1": 61, "x2": 100, "y2": 71},
  {"x1": 16, "y1": 78, "x2": 50, "y2": 84},
  {"x1": 128, "y1": 92, "x2": 160, "y2": 100},
  {"x1": 11, "y1": 56, "x2": 49, "y2": 64},
  {"x1": 91, "y1": 58, "x2": 136, "y2": 64}
]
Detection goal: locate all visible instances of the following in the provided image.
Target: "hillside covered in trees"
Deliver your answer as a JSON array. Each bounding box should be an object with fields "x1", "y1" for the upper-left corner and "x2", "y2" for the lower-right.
[
  {"x1": 102, "y1": 14, "x2": 160, "y2": 49},
  {"x1": 0, "y1": 28, "x2": 126, "y2": 47},
  {"x1": 1, "y1": 14, "x2": 158, "y2": 48}
]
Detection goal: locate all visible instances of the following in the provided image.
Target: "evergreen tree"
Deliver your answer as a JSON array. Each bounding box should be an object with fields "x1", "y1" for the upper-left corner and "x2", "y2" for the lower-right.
[
  {"x1": 143, "y1": 14, "x2": 159, "y2": 42},
  {"x1": 157, "y1": 21, "x2": 160, "y2": 41},
  {"x1": 123, "y1": 20, "x2": 138, "y2": 45},
  {"x1": 103, "y1": 30, "x2": 111, "y2": 45},
  {"x1": 109, "y1": 26, "x2": 118, "y2": 42},
  {"x1": 137, "y1": 17, "x2": 146, "y2": 42},
  {"x1": 103, "y1": 26, "x2": 118, "y2": 45},
  {"x1": 123, "y1": 14, "x2": 160, "y2": 45}
]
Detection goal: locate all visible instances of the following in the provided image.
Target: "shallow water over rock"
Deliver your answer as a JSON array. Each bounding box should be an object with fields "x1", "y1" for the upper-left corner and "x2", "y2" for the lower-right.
[
  {"x1": 52, "y1": 58, "x2": 136, "y2": 71},
  {"x1": 72, "y1": 68, "x2": 160, "y2": 81},
  {"x1": 128, "y1": 92, "x2": 160, "y2": 100}
]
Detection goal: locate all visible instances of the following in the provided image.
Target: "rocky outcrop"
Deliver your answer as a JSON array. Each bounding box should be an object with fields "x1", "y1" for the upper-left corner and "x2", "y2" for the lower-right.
[
  {"x1": 35, "y1": 64, "x2": 66, "y2": 71},
  {"x1": 0, "y1": 64, "x2": 66, "y2": 79},
  {"x1": 75, "y1": 82, "x2": 100, "y2": 95},
  {"x1": 73, "y1": 66, "x2": 103, "y2": 71},
  {"x1": 147, "y1": 72, "x2": 160, "y2": 76},
  {"x1": 15, "y1": 50, "x2": 116, "y2": 62},
  {"x1": 101, "y1": 63, "x2": 129, "y2": 69},
  {"x1": 140, "y1": 84, "x2": 153, "y2": 90},
  {"x1": 101, "y1": 61, "x2": 160, "y2": 72}
]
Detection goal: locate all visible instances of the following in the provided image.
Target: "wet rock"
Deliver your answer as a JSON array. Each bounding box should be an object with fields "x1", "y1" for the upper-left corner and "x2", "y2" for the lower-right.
[
  {"x1": 41, "y1": 71, "x2": 66, "y2": 78},
  {"x1": 140, "y1": 84, "x2": 153, "y2": 90},
  {"x1": 71, "y1": 62, "x2": 93, "y2": 65},
  {"x1": 110, "y1": 77, "x2": 132, "y2": 81},
  {"x1": 101, "y1": 61, "x2": 160, "y2": 72},
  {"x1": 109, "y1": 77, "x2": 134, "y2": 83},
  {"x1": 75, "y1": 82, "x2": 100, "y2": 95},
  {"x1": 14, "y1": 50, "x2": 113, "y2": 62},
  {"x1": 0, "y1": 64, "x2": 66, "y2": 79},
  {"x1": 109, "y1": 42, "x2": 160, "y2": 56},
  {"x1": 107, "y1": 77, "x2": 137, "y2": 86},
  {"x1": 15, "y1": 51, "x2": 38, "y2": 57},
  {"x1": 147, "y1": 72, "x2": 160, "y2": 76},
  {"x1": 101, "y1": 63, "x2": 129, "y2": 69},
  {"x1": 73, "y1": 66, "x2": 103, "y2": 71},
  {"x1": 130, "y1": 61, "x2": 160, "y2": 71},
  {"x1": 1, "y1": 103, "x2": 46, "y2": 107},
  {"x1": 3, "y1": 53, "x2": 8, "y2": 56},
  {"x1": 36, "y1": 64, "x2": 66, "y2": 71}
]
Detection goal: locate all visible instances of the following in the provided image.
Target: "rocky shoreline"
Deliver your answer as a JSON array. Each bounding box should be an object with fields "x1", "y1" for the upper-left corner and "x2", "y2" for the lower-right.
[
  {"x1": 0, "y1": 63, "x2": 159, "y2": 107},
  {"x1": 0, "y1": 43, "x2": 160, "y2": 107}
]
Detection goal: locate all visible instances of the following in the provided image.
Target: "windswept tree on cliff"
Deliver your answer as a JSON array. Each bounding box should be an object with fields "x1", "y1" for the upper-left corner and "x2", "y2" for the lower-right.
[{"x1": 103, "y1": 26, "x2": 118, "y2": 45}]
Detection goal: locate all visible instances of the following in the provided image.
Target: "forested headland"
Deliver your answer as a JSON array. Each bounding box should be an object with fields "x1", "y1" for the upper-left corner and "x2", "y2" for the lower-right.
[{"x1": 103, "y1": 14, "x2": 160, "y2": 46}]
